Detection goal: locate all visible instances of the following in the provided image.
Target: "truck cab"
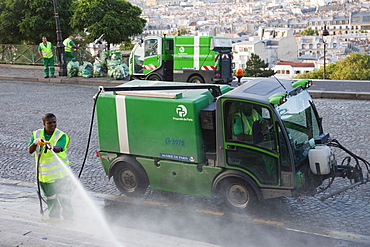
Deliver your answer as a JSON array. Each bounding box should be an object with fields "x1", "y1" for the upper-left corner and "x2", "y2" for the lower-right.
[
  {"x1": 211, "y1": 78, "x2": 325, "y2": 199},
  {"x1": 129, "y1": 36, "x2": 174, "y2": 81}
]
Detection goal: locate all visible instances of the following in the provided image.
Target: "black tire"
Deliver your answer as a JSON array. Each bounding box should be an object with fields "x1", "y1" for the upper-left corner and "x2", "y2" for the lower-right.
[
  {"x1": 218, "y1": 178, "x2": 256, "y2": 211},
  {"x1": 147, "y1": 74, "x2": 162, "y2": 81},
  {"x1": 113, "y1": 162, "x2": 149, "y2": 197},
  {"x1": 188, "y1": 75, "x2": 204, "y2": 83}
]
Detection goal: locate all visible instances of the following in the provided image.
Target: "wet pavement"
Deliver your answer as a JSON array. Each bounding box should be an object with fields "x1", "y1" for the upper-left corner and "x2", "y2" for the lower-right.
[
  {"x1": 1, "y1": 64, "x2": 370, "y2": 246},
  {"x1": 0, "y1": 179, "x2": 218, "y2": 247}
]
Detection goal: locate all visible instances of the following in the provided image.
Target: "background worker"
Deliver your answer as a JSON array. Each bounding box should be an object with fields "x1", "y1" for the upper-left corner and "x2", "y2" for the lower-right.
[
  {"x1": 38, "y1": 37, "x2": 56, "y2": 78},
  {"x1": 63, "y1": 36, "x2": 78, "y2": 62},
  {"x1": 28, "y1": 113, "x2": 74, "y2": 220}
]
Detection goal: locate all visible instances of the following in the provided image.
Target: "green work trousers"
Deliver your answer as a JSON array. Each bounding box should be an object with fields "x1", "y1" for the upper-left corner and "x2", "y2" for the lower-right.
[
  {"x1": 40, "y1": 176, "x2": 74, "y2": 219},
  {"x1": 65, "y1": 52, "x2": 75, "y2": 62},
  {"x1": 42, "y1": 57, "x2": 55, "y2": 76}
]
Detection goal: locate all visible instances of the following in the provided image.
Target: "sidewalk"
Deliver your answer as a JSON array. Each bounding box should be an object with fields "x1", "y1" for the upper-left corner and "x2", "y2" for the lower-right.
[
  {"x1": 0, "y1": 64, "x2": 124, "y2": 86},
  {"x1": 0, "y1": 178, "x2": 219, "y2": 247},
  {"x1": 1, "y1": 64, "x2": 370, "y2": 100}
]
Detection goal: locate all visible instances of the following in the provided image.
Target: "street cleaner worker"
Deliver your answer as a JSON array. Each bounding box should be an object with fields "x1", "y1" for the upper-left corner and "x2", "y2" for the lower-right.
[
  {"x1": 38, "y1": 37, "x2": 56, "y2": 78},
  {"x1": 63, "y1": 36, "x2": 78, "y2": 62},
  {"x1": 232, "y1": 103, "x2": 261, "y2": 142},
  {"x1": 28, "y1": 113, "x2": 74, "y2": 220}
]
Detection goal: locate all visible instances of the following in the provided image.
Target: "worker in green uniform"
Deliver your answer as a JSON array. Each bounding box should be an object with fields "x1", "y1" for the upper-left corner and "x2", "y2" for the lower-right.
[
  {"x1": 63, "y1": 36, "x2": 77, "y2": 62},
  {"x1": 38, "y1": 37, "x2": 56, "y2": 78},
  {"x1": 232, "y1": 103, "x2": 261, "y2": 142},
  {"x1": 231, "y1": 103, "x2": 276, "y2": 182},
  {"x1": 28, "y1": 113, "x2": 74, "y2": 220}
]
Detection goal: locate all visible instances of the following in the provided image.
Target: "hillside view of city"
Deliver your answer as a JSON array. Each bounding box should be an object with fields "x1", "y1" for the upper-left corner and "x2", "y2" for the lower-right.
[{"x1": 130, "y1": 0, "x2": 370, "y2": 78}]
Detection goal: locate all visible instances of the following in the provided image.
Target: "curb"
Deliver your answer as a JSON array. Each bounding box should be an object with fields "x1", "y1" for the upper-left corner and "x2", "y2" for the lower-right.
[
  {"x1": 0, "y1": 76, "x2": 123, "y2": 86},
  {"x1": 309, "y1": 90, "x2": 370, "y2": 100}
]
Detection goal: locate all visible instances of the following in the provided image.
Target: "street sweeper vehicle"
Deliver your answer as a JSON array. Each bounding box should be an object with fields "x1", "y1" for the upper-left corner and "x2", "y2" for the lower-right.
[
  {"x1": 129, "y1": 35, "x2": 234, "y2": 84},
  {"x1": 94, "y1": 79, "x2": 369, "y2": 211}
]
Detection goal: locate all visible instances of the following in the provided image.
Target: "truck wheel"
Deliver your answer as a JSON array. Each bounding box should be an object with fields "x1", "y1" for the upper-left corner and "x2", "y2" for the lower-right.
[
  {"x1": 147, "y1": 74, "x2": 162, "y2": 81},
  {"x1": 219, "y1": 178, "x2": 256, "y2": 211},
  {"x1": 113, "y1": 162, "x2": 149, "y2": 197},
  {"x1": 188, "y1": 75, "x2": 204, "y2": 83}
]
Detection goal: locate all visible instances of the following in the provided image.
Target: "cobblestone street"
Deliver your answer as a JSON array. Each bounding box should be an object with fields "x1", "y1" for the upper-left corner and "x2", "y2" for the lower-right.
[{"x1": 1, "y1": 79, "x2": 370, "y2": 239}]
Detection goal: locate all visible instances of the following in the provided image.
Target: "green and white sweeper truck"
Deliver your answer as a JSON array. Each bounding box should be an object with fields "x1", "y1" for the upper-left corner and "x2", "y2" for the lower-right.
[
  {"x1": 129, "y1": 35, "x2": 234, "y2": 84},
  {"x1": 95, "y1": 79, "x2": 369, "y2": 211}
]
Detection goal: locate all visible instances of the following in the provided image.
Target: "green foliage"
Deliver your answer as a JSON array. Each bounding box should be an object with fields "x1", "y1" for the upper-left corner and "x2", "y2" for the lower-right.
[
  {"x1": 244, "y1": 53, "x2": 276, "y2": 77},
  {"x1": 294, "y1": 53, "x2": 370, "y2": 80},
  {"x1": 170, "y1": 28, "x2": 188, "y2": 35},
  {"x1": 0, "y1": 0, "x2": 75, "y2": 44},
  {"x1": 70, "y1": 0, "x2": 146, "y2": 46},
  {"x1": 331, "y1": 53, "x2": 370, "y2": 80},
  {"x1": 300, "y1": 27, "x2": 319, "y2": 36},
  {"x1": 119, "y1": 41, "x2": 134, "y2": 51}
]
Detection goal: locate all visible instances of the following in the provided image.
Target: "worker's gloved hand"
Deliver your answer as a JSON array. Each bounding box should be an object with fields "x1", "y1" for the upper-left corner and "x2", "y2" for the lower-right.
[
  {"x1": 33, "y1": 138, "x2": 46, "y2": 146},
  {"x1": 44, "y1": 141, "x2": 52, "y2": 149}
]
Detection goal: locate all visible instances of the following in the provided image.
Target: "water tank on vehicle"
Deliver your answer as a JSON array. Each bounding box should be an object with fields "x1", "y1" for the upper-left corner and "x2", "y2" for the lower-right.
[{"x1": 308, "y1": 145, "x2": 331, "y2": 175}]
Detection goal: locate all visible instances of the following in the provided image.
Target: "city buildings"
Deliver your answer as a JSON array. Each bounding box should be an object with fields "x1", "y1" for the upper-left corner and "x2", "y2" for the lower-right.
[{"x1": 132, "y1": 0, "x2": 370, "y2": 77}]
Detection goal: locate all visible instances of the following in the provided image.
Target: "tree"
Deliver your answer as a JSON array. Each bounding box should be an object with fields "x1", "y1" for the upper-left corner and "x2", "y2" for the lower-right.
[
  {"x1": 300, "y1": 27, "x2": 319, "y2": 36},
  {"x1": 244, "y1": 53, "x2": 276, "y2": 77},
  {"x1": 330, "y1": 53, "x2": 370, "y2": 80},
  {"x1": 0, "y1": 0, "x2": 75, "y2": 44},
  {"x1": 294, "y1": 53, "x2": 370, "y2": 80},
  {"x1": 70, "y1": 0, "x2": 146, "y2": 48},
  {"x1": 170, "y1": 28, "x2": 188, "y2": 36}
]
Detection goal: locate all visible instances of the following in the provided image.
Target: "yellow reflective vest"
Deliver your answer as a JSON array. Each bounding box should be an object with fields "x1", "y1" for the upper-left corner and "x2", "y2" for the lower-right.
[
  {"x1": 63, "y1": 38, "x2": 72, "y2": 52},
  {"x1": 39, "y1": 42, "x2": 53, "y2": 58},
  {"x1": 233, "y1": 109, "x2": 260, "y2": 136},
  {"x1": 33, "y1": 128, "x2": 70, "y2": 183}
]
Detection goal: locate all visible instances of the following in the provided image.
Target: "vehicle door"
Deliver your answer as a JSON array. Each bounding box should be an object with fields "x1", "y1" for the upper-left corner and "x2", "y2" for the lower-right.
[
  {"x1": 143, "y1": 37, "x2": 162, "y2": 74},
  {"x1": 222, "y1": 100, "x2": 279, "y2": 185}
]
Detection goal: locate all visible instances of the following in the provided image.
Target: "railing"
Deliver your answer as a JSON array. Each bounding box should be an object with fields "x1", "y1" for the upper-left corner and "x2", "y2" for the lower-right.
[{"x1": 0, "y1": 44, "x2": 98, "y2": 65}]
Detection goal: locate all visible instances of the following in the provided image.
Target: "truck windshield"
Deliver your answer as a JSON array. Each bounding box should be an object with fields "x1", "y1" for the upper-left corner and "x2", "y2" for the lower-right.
[{"x1": 275, "y1": 91, "x2": 321, "y2": 166}]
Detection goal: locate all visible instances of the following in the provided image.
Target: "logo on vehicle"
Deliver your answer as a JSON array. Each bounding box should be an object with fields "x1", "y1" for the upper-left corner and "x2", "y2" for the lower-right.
[
  {"x1": 176, "y1": 105, "x2": 187, "y2": 117},
  {"x1": 179, "y1": 46, "x2": 185, "y2": 53}
]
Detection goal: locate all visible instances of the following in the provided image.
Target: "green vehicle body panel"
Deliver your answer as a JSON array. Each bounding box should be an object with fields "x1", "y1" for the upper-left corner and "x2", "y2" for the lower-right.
[
  {"x1": 96, "y1": 80, "x2": 230, "y2": 163},
  {"x1": 99, "y1": 151, "x2": 117, "y2": 175},
  {"x1": 96, "y1": 94, "x2": 120, "y2": 152},
  {"x1": 137, "y1": 157, "x2": 222, "y2": 197},
  {"x1": 173, "y1": 36, "x2": 220, "y2": 70}
]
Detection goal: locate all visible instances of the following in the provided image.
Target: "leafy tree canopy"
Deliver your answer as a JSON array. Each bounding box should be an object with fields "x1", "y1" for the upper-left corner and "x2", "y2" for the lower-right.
[
  {"x1": 244, "y1": 53, "x2": 276, "y2": 77},
  {"x1": 300, "y1": 27, "x2": 319, "y2": 36},
  {"x1": 294, "y1": 53, "x2": 370, "y2": 80},
  {"x1": 70, "y1": 0, "x2": 146, "y2": 47},
  {"x1": 0, "y1": 0, "x2": 75, "y2": 45}
]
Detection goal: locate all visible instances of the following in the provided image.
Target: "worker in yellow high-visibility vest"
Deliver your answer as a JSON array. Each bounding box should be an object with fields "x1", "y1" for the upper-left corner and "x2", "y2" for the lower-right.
[
  {"x1": 38, "y1": 37, "x2": 56, "y2": 78},
  {"x1": 63, "y1": 36, "x2": 78, "y2": 62},
  {"x1": 232, "y1": 103, "x2": 262, "y2": 142},
  {"x1": 28, "y1": 113, "x2": 74, "y2": 220}
]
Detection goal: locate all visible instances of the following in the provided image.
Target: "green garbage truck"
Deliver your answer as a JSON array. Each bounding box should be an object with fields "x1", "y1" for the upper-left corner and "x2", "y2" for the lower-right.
[
  {"x1": 95, "y1": 79, "x2": 368, "y2": 211},
  {"x1": 129, "y1": 35, "x2": 234, "y2": 84}
]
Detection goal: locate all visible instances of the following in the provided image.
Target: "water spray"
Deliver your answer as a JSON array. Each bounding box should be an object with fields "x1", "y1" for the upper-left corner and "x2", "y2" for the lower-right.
[
  {"x1": 50, "y1": 149, "x2": 122, "y2": 246},
  {"x1": 35, "y1": 138, "x2": 122, "y2": 246}
]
